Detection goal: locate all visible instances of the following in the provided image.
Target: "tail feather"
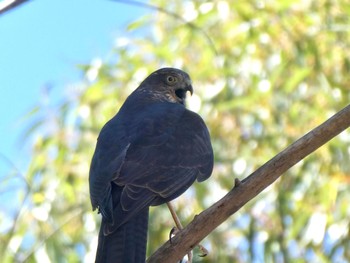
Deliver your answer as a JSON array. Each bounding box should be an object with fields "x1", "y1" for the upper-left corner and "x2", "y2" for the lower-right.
[{"x1": 95, "y1": 207, "x2": 149, "y2": 263}]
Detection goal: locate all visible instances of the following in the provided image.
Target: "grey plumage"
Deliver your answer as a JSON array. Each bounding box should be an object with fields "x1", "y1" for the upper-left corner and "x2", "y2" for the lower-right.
[{"x1": 89, "y1": 68, "x2": 213, "y2": 262}]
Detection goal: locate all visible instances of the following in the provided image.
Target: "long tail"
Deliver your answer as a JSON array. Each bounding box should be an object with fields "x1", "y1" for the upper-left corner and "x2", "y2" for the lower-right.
[{"x1": 95, "y1": 207, "x2": 149, "y2": 263}]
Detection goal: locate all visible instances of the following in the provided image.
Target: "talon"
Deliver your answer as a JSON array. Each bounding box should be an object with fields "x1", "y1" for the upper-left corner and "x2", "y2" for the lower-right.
[
  {"x1": 169, "y1": 226, "x2": 178, "y2": 244},
  {"x1": 197, "y1": 244, "x2": 209, "y2": 257}
]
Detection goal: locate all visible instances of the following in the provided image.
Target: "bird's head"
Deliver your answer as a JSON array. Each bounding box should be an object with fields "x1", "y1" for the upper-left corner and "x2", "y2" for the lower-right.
[{"x1": 139, "y1": 68, "x2": 193, "y2": 105}]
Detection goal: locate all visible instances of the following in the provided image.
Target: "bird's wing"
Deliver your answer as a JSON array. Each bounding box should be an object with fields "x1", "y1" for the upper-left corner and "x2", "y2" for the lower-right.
[
  {"x1": 89, "y1": 102, "x2": 183, "y2": 225},
  {"x1": 107, "y1": 104, "x2": 213, "y2": 231},
  {"x1": 118, "y1": 107, "x2": 213, "y2": 189},
  {"x1": 91, "y1": 102, "x2": 213, "y2": 232},
  {"x1": 89, "y1": 115, "x2": 130, "y2": 222}
]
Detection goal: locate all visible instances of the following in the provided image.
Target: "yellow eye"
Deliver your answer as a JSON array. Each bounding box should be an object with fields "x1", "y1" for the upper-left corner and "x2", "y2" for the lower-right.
[{"x1": 166, "y1": 75, "x2": 177, "y2": 84}]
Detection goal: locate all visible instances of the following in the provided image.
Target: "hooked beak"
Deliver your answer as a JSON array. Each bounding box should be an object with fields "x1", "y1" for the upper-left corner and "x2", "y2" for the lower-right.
[{"x1": 186, "y1": 84, "x2": 193, "y2": 96}]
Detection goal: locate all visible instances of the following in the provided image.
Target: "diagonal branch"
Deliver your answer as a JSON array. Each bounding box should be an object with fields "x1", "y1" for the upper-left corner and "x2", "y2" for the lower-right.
[
  {"x1": 0, "y1": 0, "x2": 31, "y2": 16},
  {"x1": 147, "y1": 103, "x2": 350, "y2": 263}
]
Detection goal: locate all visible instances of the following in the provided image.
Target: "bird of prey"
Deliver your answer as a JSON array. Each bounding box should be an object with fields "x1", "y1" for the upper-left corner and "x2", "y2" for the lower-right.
[{"x1": 89, "y1": 68, "x2": 214, "y2": 263}]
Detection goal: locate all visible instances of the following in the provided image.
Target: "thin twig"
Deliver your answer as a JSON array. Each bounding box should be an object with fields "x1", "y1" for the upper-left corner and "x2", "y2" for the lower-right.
[
  {"x1": 111, "y1": 0, "x2": 218, "y2": 56},
  {"x1": 20, "y1": 208, "x2": 84, "y2": 261},
  {"x1": 0, "y1": 154, "x2": 32, "y2": 257},
  {"x1": 0, "y1": 0, "x2": 31, "y2": 16}
]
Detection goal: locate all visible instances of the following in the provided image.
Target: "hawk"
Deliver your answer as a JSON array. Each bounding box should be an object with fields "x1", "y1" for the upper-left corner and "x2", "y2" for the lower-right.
[{"x1": 89, "y1": 68, "x2": 213, "y2": 262}]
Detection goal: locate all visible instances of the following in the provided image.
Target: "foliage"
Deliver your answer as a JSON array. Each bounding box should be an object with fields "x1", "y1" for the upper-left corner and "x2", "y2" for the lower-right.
[{"x1": 1, "y1": 0, "x2": 350, "y2": 262}]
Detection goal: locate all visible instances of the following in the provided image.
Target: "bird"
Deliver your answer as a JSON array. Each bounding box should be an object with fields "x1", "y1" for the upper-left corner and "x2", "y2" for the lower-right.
[{"x1": 89, "y1": 67, "x2": 214, "y2": 263}]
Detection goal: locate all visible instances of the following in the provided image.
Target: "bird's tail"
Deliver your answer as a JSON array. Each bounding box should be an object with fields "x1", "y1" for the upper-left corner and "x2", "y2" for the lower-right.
[{"x1": 95, "y1": 207, "x2": 149, "y2": 263}]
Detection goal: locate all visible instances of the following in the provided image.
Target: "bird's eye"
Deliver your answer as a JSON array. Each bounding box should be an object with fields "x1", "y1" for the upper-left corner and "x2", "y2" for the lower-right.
[{"x1": 166, "y1": 75, "x2": 177, "y2": 84}]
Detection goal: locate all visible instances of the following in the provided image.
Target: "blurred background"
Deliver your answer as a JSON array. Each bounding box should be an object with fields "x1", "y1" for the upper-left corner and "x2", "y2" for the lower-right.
[{"x1": 1, "y1": 0, "x2": 350, "y2": 262}]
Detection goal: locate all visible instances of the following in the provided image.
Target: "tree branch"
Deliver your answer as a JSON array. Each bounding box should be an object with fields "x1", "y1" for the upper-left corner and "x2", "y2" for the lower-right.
[
  {"x1": 0, "y1": 0, "x2": 31, "y2": 16},
  {"x1": 147, "y1": 103, "x2": 350, "y2": 263}
]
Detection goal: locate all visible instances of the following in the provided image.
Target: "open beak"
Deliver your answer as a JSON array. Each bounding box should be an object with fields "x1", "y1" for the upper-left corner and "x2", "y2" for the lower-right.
[{"x1": 175, "y1": 85, "x2": 193, "y2": 105}]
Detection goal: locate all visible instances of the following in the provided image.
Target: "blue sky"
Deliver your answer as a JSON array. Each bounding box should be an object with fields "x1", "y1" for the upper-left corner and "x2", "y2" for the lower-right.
[{"x1": 0, "y1": 0, "x2": 145, "y2": 175}]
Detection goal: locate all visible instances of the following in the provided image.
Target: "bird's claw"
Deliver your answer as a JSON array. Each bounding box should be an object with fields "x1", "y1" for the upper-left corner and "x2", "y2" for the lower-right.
[
  {"x1": 168, "y1": 226, "x2": 208, "y2": 262},
  {"x1": 169, "y1": 226, "x2": 179, "y2": 244},
  {"x1": 197, "y1": 244, "x2": 209, "y2": 257}
]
